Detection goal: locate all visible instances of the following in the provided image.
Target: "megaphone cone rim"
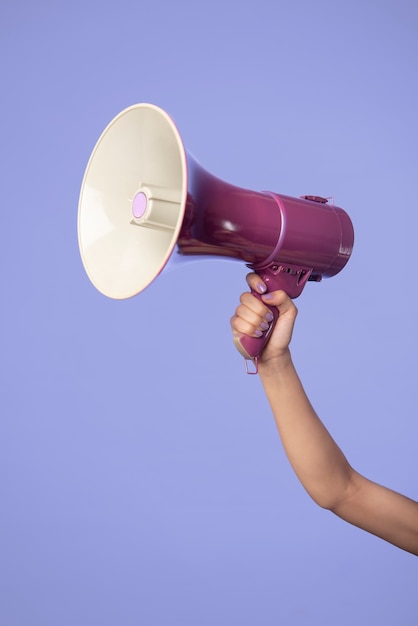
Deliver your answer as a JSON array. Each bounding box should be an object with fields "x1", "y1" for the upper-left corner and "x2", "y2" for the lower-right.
[{"x1": 77, "y1": 103, "x2": 188, "y2": 299}]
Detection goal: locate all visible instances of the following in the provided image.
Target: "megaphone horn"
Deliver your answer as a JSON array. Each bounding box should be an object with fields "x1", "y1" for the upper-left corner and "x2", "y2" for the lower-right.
[{"x1": 78, "y1": 103, "x2": 354, "y2": 364}]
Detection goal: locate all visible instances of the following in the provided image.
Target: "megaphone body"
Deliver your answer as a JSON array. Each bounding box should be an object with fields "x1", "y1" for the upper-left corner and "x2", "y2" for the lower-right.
[{"x1": 78, "y1": 104, "x2": 354, "y2": 362}]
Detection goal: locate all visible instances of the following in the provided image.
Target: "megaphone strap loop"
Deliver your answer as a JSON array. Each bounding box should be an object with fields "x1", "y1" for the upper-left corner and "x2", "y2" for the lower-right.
[{"x1": 245, "y1": 357, "x2": 259, "y2": 375}]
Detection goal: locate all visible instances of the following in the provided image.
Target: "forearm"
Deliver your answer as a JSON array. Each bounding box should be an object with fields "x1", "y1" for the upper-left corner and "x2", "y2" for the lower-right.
[
  {"x1": 258, "y1": 351, "x2": 355, "y2": 509},
  {"x1": 258, "y1": 351, "x2": 418, "y2": 555}
]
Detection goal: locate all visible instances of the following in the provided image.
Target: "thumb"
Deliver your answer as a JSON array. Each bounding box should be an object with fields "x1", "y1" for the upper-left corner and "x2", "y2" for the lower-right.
[{"x1": 261, "y1": 289, "x2": 295, "y2": 312}]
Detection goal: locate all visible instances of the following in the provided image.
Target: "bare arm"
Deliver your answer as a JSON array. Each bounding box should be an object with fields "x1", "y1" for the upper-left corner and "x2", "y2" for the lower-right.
[{"x1": 231, "y1": 273, "x2": 418, "y2": 556}]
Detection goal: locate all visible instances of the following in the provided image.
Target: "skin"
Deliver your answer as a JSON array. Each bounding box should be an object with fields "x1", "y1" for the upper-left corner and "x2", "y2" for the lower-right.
[{"x1": 230, "y1": 273, "x2": 418, "y2": 556}]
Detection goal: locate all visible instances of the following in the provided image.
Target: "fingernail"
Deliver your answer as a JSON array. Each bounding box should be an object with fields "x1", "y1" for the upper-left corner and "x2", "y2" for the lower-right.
[
  {"x1": 265, "y1": 312, "x2": 274, "y2": 322},
  {"x1": 260, "y1": 321, "x2": 269, "y2": 331},
  {"x1": 254, "y1": 329, "x2": 263, "y2": 337},
  {"x1": 262, "y1": 293, "x2": 274, "y2": 300},
  {"x1": 257, "y1": 282, "x2": 267, "y2": 294}
]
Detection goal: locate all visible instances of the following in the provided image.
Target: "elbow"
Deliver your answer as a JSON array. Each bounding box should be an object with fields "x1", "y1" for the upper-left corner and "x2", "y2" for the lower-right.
[
  {"x1": 305, "y1": 468, "x2": 360, "y2": 512},
  {"x1": 308, "y1": 491, "x2": 339, "y2": 511}
]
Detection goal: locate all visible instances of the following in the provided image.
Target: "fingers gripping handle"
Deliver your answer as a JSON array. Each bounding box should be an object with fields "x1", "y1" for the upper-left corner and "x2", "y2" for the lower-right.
[
  {"x1": 235, "y1": 291, "x2": 279, "y2": 365},
  {"x1": 234, "y1": 264, "x2": 313, "y2": 373}
]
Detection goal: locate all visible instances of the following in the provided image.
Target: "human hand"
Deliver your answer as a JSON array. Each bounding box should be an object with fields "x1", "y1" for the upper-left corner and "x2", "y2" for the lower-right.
[{"x1": 230, "y1": 272, "x2": 298, "y2": 368}]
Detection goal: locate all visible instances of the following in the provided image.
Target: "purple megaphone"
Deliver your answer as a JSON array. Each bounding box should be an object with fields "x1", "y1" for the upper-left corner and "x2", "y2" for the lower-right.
[
  {"x1": 78, "y1": 103, "x2": 354, "y2": 367},
  {"x1": 180, "y1": 155, "x2": 353, "y2": 365}
]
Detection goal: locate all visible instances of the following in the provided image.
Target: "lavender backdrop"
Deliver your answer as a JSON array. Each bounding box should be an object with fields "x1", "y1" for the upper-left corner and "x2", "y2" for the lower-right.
[{"x1": 1, "y1": 1, "x2": 417, "y2": 624}]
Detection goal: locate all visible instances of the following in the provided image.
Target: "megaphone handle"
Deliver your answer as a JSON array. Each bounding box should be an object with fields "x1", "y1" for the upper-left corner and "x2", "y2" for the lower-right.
[
  {"x1": 237, "y1": 290, "x2": 279, "y2": 372},
  {"x1": 236, "y1": 264, "x2": 313, "y2": 373}
]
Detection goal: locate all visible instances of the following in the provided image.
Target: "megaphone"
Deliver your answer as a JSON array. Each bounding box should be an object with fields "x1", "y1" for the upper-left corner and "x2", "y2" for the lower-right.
[{"x1": 78, "y1": 103, "x2": 354, "y2": 364}]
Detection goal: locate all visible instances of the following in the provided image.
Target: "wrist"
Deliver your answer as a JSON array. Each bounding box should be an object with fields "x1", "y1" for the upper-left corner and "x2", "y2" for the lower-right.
[{"x1": 258, "y1": 348, "x2": 293, "y2": 377}]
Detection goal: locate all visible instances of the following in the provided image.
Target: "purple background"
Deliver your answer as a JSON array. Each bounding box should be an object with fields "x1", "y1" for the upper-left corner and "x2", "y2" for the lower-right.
[{"x1": 1, "y1": 1, "x2": 417, "y2": 624}]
